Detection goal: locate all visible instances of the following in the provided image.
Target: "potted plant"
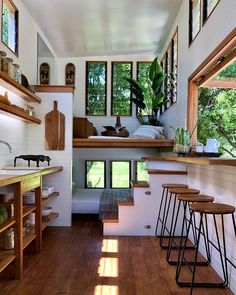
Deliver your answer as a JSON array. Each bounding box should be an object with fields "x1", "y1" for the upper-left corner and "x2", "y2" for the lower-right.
[
  {"x1": 172, "y1": 127, "x2": 190, "y2": 155},
  {"x1": 126, "y1": 57, "x2": 167, "y2": 125}
]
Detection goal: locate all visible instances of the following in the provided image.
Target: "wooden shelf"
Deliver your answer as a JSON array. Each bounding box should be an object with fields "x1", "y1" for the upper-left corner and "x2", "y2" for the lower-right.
[
  {"x1": 23, "y1": 205, "x2": 37, "y2": 218},
  {"x1": 42, "y1": 192, "x2": 59, "y2": 206},
  {"x1": 73, "y1": 138, "x2": 174, "y2": 148},
  {"x1": 0, "y1": 219, "x2": 15, "y2": 234},
  {"x1": 42, "y1": 213, "x2": 59, "y2": 231},
  {"x1": 0, "y1": 70, "x2": 41, "y2": 103},
  {"x1": 23, "y1": 233, "x2": 36, "y2": 250},
  {"x1": 0, "y1": 250, "x2": 15, "y2": 272},
  {"x1": 0, "y1": 102, "x2": 41, "y2": 124}
]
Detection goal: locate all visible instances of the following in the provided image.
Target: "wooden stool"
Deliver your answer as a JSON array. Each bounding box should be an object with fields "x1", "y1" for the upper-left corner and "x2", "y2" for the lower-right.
[
  {"x1": 155, "y1": 183, "x2": 188, "y2": 238},
  {"x1": 160, "y1": 187, "x2": 200, "y2": 248},
  {"x1": 166, "y1": 194, "x2": 214, "y2": 265},
  {"x1": 176, "y1": 203, "x2": 236, "y2": 294}
]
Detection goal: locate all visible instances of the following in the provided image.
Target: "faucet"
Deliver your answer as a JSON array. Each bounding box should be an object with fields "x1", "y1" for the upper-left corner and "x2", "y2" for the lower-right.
[{"x1": 0, "y1": 140, "x2": 12, "y2": 153}]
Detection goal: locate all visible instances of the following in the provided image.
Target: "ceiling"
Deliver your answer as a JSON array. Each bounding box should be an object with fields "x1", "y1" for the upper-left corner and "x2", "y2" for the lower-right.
[{"x1": 22, "y1": 0, "x2": 182, "y2": 57}]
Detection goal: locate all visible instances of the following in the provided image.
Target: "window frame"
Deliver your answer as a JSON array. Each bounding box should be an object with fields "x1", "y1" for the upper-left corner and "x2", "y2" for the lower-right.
[
  {"x1": 111, "y1": 61, "x2": 133, "y2": 116},
  {"x1": 161, "y1": 28, "x2": 178, "y2": 114},
  {"x1": 1, "y1": 0, "x2": 19, "y2": 56},
  {"x1": 110, "y1": 160, "x2": 131, "y2": 189},
  {"x1": 85, "y1": 61, "x2": 107, "y2": 116},
  {"x1": 135, "y1": 160, "x2": 148, "y2": 182},
  {"x1": 85, "y1": 160, "x2": 106, "y2": 189}
]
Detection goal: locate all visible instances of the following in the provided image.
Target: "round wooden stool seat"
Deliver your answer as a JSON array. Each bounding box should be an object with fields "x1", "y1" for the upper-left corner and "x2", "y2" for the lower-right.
[
  {"x1": 190, "y1": 203, "x2": 235, "y2": 215},
  {"x1": 178, "y1": 194, "x2": 214, "y2": 203},
  {"x1": 169, "y1": 188, "x2": 200, "y2": 195},
  {"x1": 162, "y1": 183, "x2": 188, "y2": 189}
]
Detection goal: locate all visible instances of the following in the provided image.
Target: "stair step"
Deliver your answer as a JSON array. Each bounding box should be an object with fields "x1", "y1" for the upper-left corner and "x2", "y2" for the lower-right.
[
  {"x1": 118, "y1": 196, "x2": 134, "y2": 206},
  {"x1": 147, "y1": 169, "x2": 187, "y2": 175},
  {"x1": 131, "y1": 181, "x2": 149, "y2": 188},
  {"x1": 102, "y1": 211, "x2": 118, "y2": 223}
]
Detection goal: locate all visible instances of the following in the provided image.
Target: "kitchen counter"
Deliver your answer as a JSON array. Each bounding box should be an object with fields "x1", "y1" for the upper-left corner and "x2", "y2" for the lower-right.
[
  {"x1": 0, "y1": 166, "x2": 63, "y2": 187},
  {"x1": 142, "y1": 156, "x2": 236, "y2": 167}
]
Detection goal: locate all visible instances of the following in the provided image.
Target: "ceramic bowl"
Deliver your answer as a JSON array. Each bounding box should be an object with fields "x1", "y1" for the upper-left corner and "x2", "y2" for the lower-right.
[{"x1": 41, "y1": 206, "x2": 52, "y2": 216}]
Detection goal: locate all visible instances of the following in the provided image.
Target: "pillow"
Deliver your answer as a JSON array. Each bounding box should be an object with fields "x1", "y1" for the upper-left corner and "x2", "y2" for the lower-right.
[
  {"x1": 131, "y1": 128, "x2": 159, "y2": 139},
  {"x1": 139, "y1": 125, "x2": 164, "y2": 134}
]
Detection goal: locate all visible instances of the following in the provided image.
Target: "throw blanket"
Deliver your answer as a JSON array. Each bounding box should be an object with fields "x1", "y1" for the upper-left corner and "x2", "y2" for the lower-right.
[{"x1": 98, "y1": 189, "x2": 132, "y2": 220}]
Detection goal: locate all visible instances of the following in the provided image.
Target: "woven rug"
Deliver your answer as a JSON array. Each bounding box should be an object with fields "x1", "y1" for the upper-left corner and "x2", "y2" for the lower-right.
[{"x1": 98, "y1": 189, "x2": 132, "y2": 220}]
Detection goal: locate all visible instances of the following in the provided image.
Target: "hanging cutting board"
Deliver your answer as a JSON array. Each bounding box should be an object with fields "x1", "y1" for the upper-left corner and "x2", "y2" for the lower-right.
[{"x1": 45, "y1": 100, "x2": 65, "y2": 150}]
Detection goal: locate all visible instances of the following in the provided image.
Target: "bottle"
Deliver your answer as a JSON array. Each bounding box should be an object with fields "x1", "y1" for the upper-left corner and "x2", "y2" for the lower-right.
[
  {"x1": 6, "y1": 57, "x2": 15, "y2": 79},
  {"x1": 4, "y1": 228, "x2": 14, "y2": 250},
  {"x1": 13, "y1": 63, "x2": 21, "y2": 83},
  {"x1": 0, "y1": 51, "x2": 8, "y2": 73}
]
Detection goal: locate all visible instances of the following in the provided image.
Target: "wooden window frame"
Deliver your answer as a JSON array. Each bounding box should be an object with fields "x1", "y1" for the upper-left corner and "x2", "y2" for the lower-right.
[
  {"x1": 1, "y1": 0, "x2": 19, "y2": 55},
  {"x1": 110, "y1": 160, "x2": 131, "y2": 189},
  {"x1": 85, "y1": 61, "x2": 107, "y2": 116},
  {"x1": 111, "y1": 61, "x2": 133, "y2": 116},
  {"x1": 85, "y1": 160, "x2": 106, "y2": 189},
  {"x1": 187, "y1": 27, "x2": 236, "y2": 143}
]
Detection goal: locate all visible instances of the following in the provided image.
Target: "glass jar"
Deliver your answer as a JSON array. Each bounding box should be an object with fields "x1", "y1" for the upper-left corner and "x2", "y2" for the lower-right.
[
  {"x1": 4, "y1": 228, "x2": 14, "y2": 250},
  {"x1": 0, "y1": 51, "x2": 8, "y2": 73},
  {"x1": 7, "y1": 58, "x2": 15, "y2": 79},
  {"x1": 13, "y1": 63, "x2": 21, "y2": 83}
]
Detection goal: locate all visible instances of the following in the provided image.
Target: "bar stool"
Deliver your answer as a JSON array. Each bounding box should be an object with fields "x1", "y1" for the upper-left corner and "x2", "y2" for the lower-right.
[
  {"x1": 155, "y1": 183, "x2": 188, "y2": 238},
  {"x1": 166, "y1": 194, "x2": 214, "y2": 265},
  {"x1": 176, "y1": 203, "x2": 236, "y2": 295},
  {"x1": 160, "y1": 187, "x2": 200, "y2": 248}
]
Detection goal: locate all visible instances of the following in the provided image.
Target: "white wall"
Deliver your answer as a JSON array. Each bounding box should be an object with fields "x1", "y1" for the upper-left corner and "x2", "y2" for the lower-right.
[{"x1": 160, "y1": 0, "x2": 236, "y2": 139}]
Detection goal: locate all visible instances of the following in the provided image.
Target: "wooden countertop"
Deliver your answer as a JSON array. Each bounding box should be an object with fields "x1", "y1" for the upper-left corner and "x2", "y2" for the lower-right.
[
  {"x1": 0, "y1": 166, "x2": 63, "y2": 187},
  {"x1": 142, "y1": 156, "x2": 236, "y2": 167}
]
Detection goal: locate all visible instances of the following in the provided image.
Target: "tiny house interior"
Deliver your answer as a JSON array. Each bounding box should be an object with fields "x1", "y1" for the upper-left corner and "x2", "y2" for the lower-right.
[{"x1": 0, "y1": 0, "x2": 235, "y2": 294}]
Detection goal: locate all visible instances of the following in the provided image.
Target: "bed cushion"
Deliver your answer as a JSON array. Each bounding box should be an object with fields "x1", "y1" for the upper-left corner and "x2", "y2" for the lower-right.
[
  {"x1": 130, "y1": 125, "x2": 164, "y2": 139},
  {"x1": 72, "y1": 189, "x2": 103, "y2": 214}
]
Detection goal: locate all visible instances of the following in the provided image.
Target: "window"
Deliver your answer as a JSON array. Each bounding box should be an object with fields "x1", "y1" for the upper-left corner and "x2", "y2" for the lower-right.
[
  {"x1": 137, "y1": 62, "x2": 151, "y2": 116},
  {"x1": 161, "y1": 29, "x2": 178, "y2": 113},
  {"x1": 85, "y1": 161, "x2": 105, "y2": 188},
  {"x1": 1, "y1": 0, "x2": 18, "y2": 54},
  {"x1": 136, "y1": 161, "x2": 148, "y2": 181},
  {"x1": 189, "y1": 0, "x2": 201, "y2": 43},
  {"x1": 189, "y1": 0, "x2": 220, "y2": 45},
  {"x1": 111, "y1": 161, "x2": 131, "y2": 188},
  {"x1": 86, "y1": 61, "x2": 107, "y2": 115},
  {"x1": 111, "y1": 62, "x2": 132, "y2": 116}
]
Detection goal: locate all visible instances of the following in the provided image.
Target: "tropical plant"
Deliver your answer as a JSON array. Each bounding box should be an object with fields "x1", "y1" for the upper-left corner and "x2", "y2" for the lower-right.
[
  {"x1": 126, "y1": 57, "x2": 167, "y2": 125},
  {"x1": 171, "y1": 127, "x2": 190, "y2": 154}
]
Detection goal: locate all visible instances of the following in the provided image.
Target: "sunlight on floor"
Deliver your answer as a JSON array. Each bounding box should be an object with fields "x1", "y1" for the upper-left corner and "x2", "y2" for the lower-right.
[
  {"x1": 102, "y1": 239, "x2": 118, "y2": 253},
  {"x1": 94, "y1": 285, "x2": 118, "y2": 295},
  {"x1": 98, "y1": 257, "x2": 118, "y2": 277}
]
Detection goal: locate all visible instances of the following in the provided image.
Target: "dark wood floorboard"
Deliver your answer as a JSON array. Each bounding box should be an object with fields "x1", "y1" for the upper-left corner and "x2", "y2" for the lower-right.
[{"x1": 0, "y1": 218, "x2": 233, "y2": 295}]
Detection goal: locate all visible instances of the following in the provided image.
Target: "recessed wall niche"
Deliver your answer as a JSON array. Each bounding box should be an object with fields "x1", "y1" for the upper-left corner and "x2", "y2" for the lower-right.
[{"x1": 65, "y1": 63, "x2": 75, "y2": 85}]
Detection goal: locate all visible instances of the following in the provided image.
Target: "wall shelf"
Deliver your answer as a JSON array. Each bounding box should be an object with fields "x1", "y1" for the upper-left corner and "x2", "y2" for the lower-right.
[
  {"x1": 0, "y1": 71, "x2": 41, "y2": 103},
  {"x1": 0, "y1": 250, "x2": 15, "y2": 272},
  {"x1": 0, "y1": 102, "x2": 41, "y2": 124},
  {"x1": 42, "y1": 192, "x2": 59, "y2": 206},
  {"x1": 42, "y1": 213, "x2": 59, "y2": 231}
]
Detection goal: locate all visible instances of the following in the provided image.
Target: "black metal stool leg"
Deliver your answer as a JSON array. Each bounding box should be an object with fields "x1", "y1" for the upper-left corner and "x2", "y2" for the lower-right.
[{"x1": 155, "y1": 187, "x2": 166, "y2": 236}]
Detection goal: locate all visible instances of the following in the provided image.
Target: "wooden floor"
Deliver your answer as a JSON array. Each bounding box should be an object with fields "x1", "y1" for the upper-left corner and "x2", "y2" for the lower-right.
[{"x1": 0, "y1": 216, "x2": 233, "y2": 295}]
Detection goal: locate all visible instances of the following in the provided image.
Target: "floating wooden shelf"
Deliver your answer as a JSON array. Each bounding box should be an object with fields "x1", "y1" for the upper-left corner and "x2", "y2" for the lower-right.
[
  {"x1": 0, "y1": 70, "x2": 41, "y2": 103},
  {"x1": 0, "y1": 250, "x2": 15, "y2": 272},
  {"x1": 42, "y1": 212, "x2": 59, "y2": 231},
  {"x1": 0, "y1": 219, "x2": 15, "y2": 234},
  {"x1": 42, "y1": 192, "x2": 59, "y2": 206},
  {"x1": 0, "y1": 102, "x2": 41, "y2": 124}
]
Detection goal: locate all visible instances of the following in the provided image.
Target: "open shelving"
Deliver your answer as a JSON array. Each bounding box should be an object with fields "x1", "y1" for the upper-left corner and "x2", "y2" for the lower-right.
[
  {"x1": 0, "y1": 250, "x2": 15, "y2": 272},
  {"x1": 42, "y1": 213, "x2": 59, "y2": 231},
  {"x1": 0, "y1": 219, "x2": 15, "y2": 234},
  {"x1": 42, "y1": 192, "x2": 59, "y2": 206}
]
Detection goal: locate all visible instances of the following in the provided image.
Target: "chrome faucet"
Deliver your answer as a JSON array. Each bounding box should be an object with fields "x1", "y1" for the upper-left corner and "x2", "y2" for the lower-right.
[{"x1": 0, "y1": 140, "x2": 13, "y2": 153}]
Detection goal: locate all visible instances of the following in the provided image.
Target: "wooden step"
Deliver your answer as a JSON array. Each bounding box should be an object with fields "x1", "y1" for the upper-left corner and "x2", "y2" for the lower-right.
[
  {"x1": 131, "y1": 181, "x2": 149, "y2": 188},
  {"x1": 147, "y1": 169, "x2": 187, "y2": 175},
  {"x1": 118, "y1": 196, "x2": 134, "y2": 206},
  {"x1": 102, "y1": 211, "x2": 118, "y2": 223}
]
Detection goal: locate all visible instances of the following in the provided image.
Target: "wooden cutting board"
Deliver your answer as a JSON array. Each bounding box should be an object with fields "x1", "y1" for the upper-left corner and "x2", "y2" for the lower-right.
[{"x1": 45, "y1": 100, "x2": 65, "y2": 150}]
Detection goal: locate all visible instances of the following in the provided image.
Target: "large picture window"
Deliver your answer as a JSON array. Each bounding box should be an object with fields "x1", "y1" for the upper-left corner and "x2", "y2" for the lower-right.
[
  {"x1": 111, "y1": 62, "x2": 132, "y2": 116},
  {"x1": 136, "y1": 161, "x2": 148, "y2": 181},
  {"x1": 1, "y1": 0, "x2": 18, "y2": 54},
  {"x1": 86, "y1": 61, "x2": 107, "y2": 115},
  {"x1": 137, "y1": 62, "x2": 151, "y2": 116},
  {"x1": 111, "y1": 161, "x2": 131, "y2": 188},
  {"x1": 85, "y1": 161, "x2": 105, "y2": 188}
]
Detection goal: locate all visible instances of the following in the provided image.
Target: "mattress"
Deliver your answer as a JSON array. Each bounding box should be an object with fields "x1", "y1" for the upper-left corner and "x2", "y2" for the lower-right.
[{"x1": 72, "y1": 189, "x2": 102, "y2": 214}]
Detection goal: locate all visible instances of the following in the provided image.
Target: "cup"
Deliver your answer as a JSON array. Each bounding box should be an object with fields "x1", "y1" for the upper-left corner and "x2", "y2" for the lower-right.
[
  {"x1": 206, "y1": 138, "x2": 220, "y2": 151},
  {"x1": 204, "y1": 146, "x2": 218, "y2": 153}
]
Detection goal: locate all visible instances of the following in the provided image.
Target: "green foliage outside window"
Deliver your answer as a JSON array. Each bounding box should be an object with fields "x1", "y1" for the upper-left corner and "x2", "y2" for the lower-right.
[
  {"x1": 86, "y1": 161, "x2": 105, "y2": 188},
  {"x1": 2, "y1": 5, "x2": 9, "y2": 45},
  {"x1": 136, "y1": 161, "x2": 148, "y2": 181},
  {"x1": 137, "y1": 63, "x2": 151, "y2": 116},
  {"x1": 111, "y1": 161, "x2": 130, "y2": 188},
  {"x1": 86, "y1": 62, "x2": 107, "y2": 115},
  {"x1": 112, "y1": 63, "x2": 132, "y2": 115}
]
